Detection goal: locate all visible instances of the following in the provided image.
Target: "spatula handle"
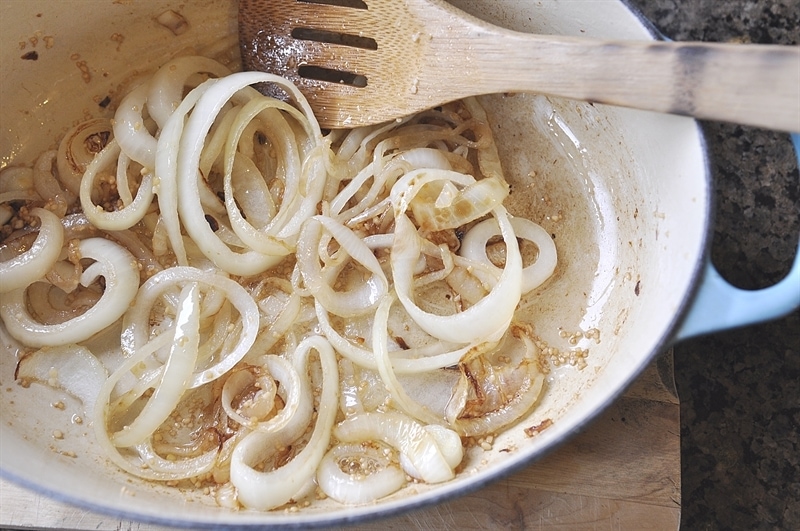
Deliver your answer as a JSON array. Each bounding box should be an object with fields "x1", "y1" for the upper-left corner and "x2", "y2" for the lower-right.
[{"x1": 443, "y1": 34, "x2": 800, "y2": 131}]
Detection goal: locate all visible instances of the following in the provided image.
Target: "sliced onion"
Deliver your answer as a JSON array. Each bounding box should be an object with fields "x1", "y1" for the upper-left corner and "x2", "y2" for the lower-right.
[
  {"x1": 246, "y1": 279, "x2": 302, "y2": 357},
  {"x1": 113, "y1": 82, "x2": 156, "y2": 169},
  {"x1": 446, "y1": 329, "x2": 545, "y2": 437},
  {"x1": 111, "y1": 283, "x2": 200, "y2": 448},
  {"x1": 0, "y1": 208, "x2": 64, "y2": 293},
  {"x1": 1, "y1": 237, "x2": 139, "y2": 346},
  {"x1": 371, "y1": 293, "x2": 442, "y2": 425},
  {"x1": 334, "y1": 411, "x2": 462, "y2": 484},
  {"x1": 0, "y1": 165, "x2": 34, "y2": 193},
  {"x1": 34, "y1": 150, "x2": 75, "y2": 207},
  {"x1": 121, "y1": 266, "x2": 259, "y2": 388},
  {"x1": 460, "y1": 217, "x2": 557, "y2": 293},
  {"x1": 134, "y1": 438, "x2": 218, "y2": 479},
  {"x1": 230, "y1": 335, "x2": 338, "y2": 511},
  {"x1": 391, "y1": 207, "x2": 522, "y2": 344},
  {"x1": 15, "y1": 344, "x2": 107, "y2": 415},
  {"x1": 93, "y1": 346, "x2": 219, "y2": 483},
  {"x1": 315, "y1": 299, "x2": 476, "y2": 374},
  {"x1": 177, "y1": 72, "x2": 321, "y2": 275},
  {"x1": 25, "y1": 280, "x2": 101, "y2": 326},
  {"x1": 153, "y1": 79, "x2": 216, "y2": 265},
  {"x1": 115, "y1": 151, "x2": 135, "y2": 206},
  {"x1": 57, "y1": 118, "x2": 113, "y2": 197},
  {"x1": 80, "y1": 140, "x2": 154, "y2": 231},
  {"x1": 146, "y1": 56, "x2": 231, "y2": 128},
  {"x1": 316, "y1": 443, "x2": 406, "y2": 505},
  {"x1": 410, "y1": 175, "x2": 508, "y2": 232},
  {"x1": 221, "y1": 97, "x2": 305, "y2": 247},
  {"x1": 222, "y1": 152, "x2": 291, "y2": 257},
  {"x1": 221, "y1": 367, "x2": 277, "y2": 427},
  {"x1": 297, "y1": 216, "x2": 388, "y2": 318}
]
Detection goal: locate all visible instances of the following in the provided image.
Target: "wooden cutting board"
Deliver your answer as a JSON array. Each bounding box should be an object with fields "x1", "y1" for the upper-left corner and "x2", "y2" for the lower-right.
[{"x1": 0, "y1": 351, "x2": 680, "y2": 530}]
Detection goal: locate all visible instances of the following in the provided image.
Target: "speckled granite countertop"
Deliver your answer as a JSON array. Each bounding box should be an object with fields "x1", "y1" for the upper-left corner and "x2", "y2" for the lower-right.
[{"x1": 624, "y1": 1, "x2": 800, "y2": 529}]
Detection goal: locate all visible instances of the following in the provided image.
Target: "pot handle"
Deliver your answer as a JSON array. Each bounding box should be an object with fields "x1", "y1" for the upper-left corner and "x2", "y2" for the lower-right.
[{"x1": 675, "y1": 133, "x2": 800, "y2": 341}]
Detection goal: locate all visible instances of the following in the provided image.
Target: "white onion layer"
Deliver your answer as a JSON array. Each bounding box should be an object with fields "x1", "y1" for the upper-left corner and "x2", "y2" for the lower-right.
[
  {"x1": 297, "y1": 216, "x2": 388, "y2": 318},
  {"x1": 15, "y1": 344, "x2": 107, "y2": 415},
  {"x1": 0, "y1": 208, "x2": 64, "y2": 293},
  {"x1": 1, "y1": 237, "x2": 139, "y2": 347},
  {"x1": 316, "y1": 443, "x2": 406, "y2": 505},
  {"x1": 230, "y1": 335, "x2": 339, "y2": 511},
  {"x1": 460, "y1": 217, "x2": 557, "y2": 293},
  {"x1": 177, "y1": 72, "x2": 321, "y2": 275},
  {"x1": 391, "y1": 208, "x2": 522, "y2": 345},
  {"x1": 121, "y1": 266, "x2": 260, "y2": 387},
  {"x1": 80, "y1": 140, "x2": 154, "y2": 231},
  {"x1": 334, "y1": 411, "x2": 462, "y2": 484},
  {"x1": 111, "y1": 283, "x2": 200, "y2": 448}
]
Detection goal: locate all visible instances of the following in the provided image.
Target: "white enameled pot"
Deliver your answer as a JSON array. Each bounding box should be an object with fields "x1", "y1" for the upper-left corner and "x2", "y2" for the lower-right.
[{"x1": 1, "y1": 0, "x2": 798, "y2": 528}]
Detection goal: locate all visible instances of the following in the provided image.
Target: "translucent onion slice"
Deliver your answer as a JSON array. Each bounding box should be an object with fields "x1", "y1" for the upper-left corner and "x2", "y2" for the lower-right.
[
  {"x1": 0, "y1": 190, "x2": 38, "y2": 205},
  {"x1": 177, "y1": 72, "x2": 321, "y2": 275},
  {"x1": 0, "y1": 205, "x2": 11, "y2": 226},
  {"x1": 315, "y1": 299, "x2": 475, "y2": 374},
  {"x1": 105, "y1": 228, "x2": 163, "y2": 278},
  {"x1": 25, "y1": 281, "x2": 101, "y2": 326},
  {"x1": 460, "y1": 217, "x2": 557, "y2": 293},
  {"x1": 34, "y1": 150, "x2": 75, "y2": 207},
  {"x1": 121, "y1": 266, "x2": 259, "y2": 388},
  {"x1": 111, "y1": 283, "x2": 200, "y2": 448},
  {"x1": 410, "y1": 176, "x2": 509, "y2": 232},
  {"x1": 93, "y1": 340, "x2": 218, "y2": 483},
  {"x1": 115, "y1": 151, "x2": 135, "y2": 206},
  {"x1": 221, "y1": 368, "x2": 277, "y2": 427},
  {"x1": 146, "y1": 56, "x2": 231, "y2": 128},
  {"x1": 79, "y1": 140, "x2": 154, "y2": 231},
  {"x1": 221, "y1": 97, "x2": 305, "y2": 246},
  {"x1": 391, "y1": 207, "x2": 522, "y2": 345},
  {"x1": 153, "y1": 79, "x2": 216, "y2": 265},
  {"x1": 329, "y1": 147, "x2": 451, "y2": 222},
  {"x1": 246, "y1": 279, "x2": 302, "y2": 358},
  {"x1": 334, "y1": 411, "x2": 462, "y2": 484},
  {"x1": 0, "y1": 165, "x2": 34, "y2": 193},
  {"x1": 371, "y1": 293, "x2": 442, "y2": 425},
  {"x1": 252, "y1": 355, "x2": 312, "y2": 437},
  {"x1": 134, "y1": 438, "x2": 218, "y2": 479},
  {"x1": 230, "y1": 335, "x2": 339, "y2": 511},
  {"x1": 0, "y1": 208, "x2": 64, "y2": 293},
  {"x1": 57, "y1": 118, "x2": 113, "y2": 196},
  {"x1": 446, "y1": 330, "x2": 545, "y2": 437},
  {"x1": 316, "y1": 443, "x2": 406, "y2": 505},
  {"x1": 227, "y1": 153, "x2": 276, "y2": 229},
  {"x1": 107, "y1": 332, "x2": 173, "y2": 415},
  {"x1": 221, "y1": 355, "x2": 312, "y2": 439},
  {"x1": 1, "y1": 237, "x2": 139, "y2": 347},
  {"x1": 222, "y1": 153, "x2": 291, "y2": 256},
  {"x1": 15, "y1": 344, "x2": 107, "y2": 415},
  {"x1": 297, "y1": 216, "x2": 388, "y2": 318},
  {"x1": 460, "y1": 97, "x2": 506, "y2": 183},
  {"x1": 113, "y1": 82, "x2": 157, "y2": 170}
]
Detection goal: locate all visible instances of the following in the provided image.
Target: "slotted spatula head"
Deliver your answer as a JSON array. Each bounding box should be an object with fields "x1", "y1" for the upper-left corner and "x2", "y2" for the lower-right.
[{"x1": 238, "y1": 0, "x2": 465, "y2": 129}]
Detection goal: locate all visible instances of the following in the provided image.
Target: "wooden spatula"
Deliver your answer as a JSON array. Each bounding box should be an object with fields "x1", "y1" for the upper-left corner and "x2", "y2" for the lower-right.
[{"x1": 239, "y1": 0, "x2": 800, "y2": 131}]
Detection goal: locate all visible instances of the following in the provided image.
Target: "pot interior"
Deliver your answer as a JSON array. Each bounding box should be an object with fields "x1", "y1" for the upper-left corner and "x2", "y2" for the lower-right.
[{"x1": 0, "y1": 0, "x2": 708, "y2": 526}]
